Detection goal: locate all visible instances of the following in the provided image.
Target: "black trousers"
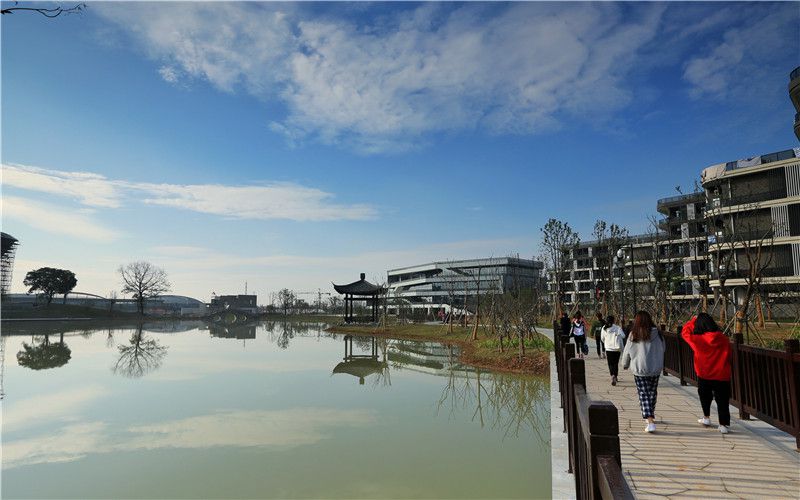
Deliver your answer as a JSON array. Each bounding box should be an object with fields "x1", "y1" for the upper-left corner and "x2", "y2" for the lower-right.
[
  {"x1": 697, "y1": 377, "x2": 731, "y2": 426},
  {"x1": 596, "y1": 335, "x2": 605, "y2": 356},
  {"x1": 606, "y1": 351, "x2": 621, "y2": 376}
]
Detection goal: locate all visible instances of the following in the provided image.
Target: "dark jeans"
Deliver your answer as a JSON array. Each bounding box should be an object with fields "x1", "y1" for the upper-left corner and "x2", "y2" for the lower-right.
[
  {"x1": 595, "y1": 336, "x2": 605, "y2": 356},
  {"x1": 606, "y1": 351, "x2": 621, "y2": 376},
  {"x1": 698, "y1": 377, "x2": 731, "y2": 426}
]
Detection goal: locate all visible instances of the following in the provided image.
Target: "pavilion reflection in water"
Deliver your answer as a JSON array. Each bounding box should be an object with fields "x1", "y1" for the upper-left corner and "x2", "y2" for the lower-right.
[{"x1": 332, "y1": 335, "x2": 389, "y2": 385}]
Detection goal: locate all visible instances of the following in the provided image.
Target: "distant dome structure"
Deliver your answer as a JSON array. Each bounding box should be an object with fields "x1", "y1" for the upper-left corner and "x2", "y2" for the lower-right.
[{"x1": 1, "y1": 232, "x2": 19, "y2": 296}]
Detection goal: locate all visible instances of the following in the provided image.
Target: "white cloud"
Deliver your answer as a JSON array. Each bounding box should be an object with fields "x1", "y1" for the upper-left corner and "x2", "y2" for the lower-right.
[
  {"x1": 2, "y1": 163, "x2": 376, "y2": 222},
  {"x1": 2, "y1": 408, "x2": 377, "y2": 469},
  {"x1": 3, "y1": 386, "x2": 110, "y2": 433},
  {"x1": 158, "y1": 65, "x2": 180, "y2": 84},
  {"x1": 2, "y1": 195, "x2": 123, "y2": 242},
  {"x1": 682, "y1": 4, "x2": 798, "y2": 100},
  {"x1": 94, "y1": 3, "x2": 667, "y2": 153},
  {"x1": 2, "y1": 163, "x2": 121, "y2": 208}
]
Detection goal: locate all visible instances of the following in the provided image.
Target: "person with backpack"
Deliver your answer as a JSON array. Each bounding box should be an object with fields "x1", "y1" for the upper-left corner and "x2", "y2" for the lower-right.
[
  {"x1": 591, "y1": 312, "x2": 606, "y2": 359},
  {"x1": 601, "y1": 315, "x2": 626, "y2": 386},
  {"x1": 570, "y1": 311, "x2": 588, "y2": 359},
  {"x1": 681, "y1": 313, "x2": 732, "y2": 434},
  {"x1": 622, "y1": 310, "x2": 665, "y2": 433}
]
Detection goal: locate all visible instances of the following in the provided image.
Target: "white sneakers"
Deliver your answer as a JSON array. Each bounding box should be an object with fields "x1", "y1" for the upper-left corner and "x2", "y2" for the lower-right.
[
  {"x1": 698, "y1": 417, "x2": 711, "y2": 426},
  {"x1": 718, "y1": 425, "x2": 730, "y2": 434},
  {"x1": 645, "y1": 422, "x2": 656, "y2": 433}
]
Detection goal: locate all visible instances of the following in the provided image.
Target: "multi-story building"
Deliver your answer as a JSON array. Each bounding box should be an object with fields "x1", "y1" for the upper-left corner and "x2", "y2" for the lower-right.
[
  {"x1": 701, "y1": 148, "x2": 800, "y2": 306},
  {"x1": 655, "y1": 192, "x2": 710, "y2": 300},
  {"x1": 209, "y1": 294, "x2": 259, "y2": 314},
  {"x1": 790, "y1": 66, "x2": 800, "y2": 141},
  {"x1": 549, "y1": 192, "x2": 713, "y2": 313},
  {"x1": 387, "y1": 257, "x2": 544, "y2": 316}
]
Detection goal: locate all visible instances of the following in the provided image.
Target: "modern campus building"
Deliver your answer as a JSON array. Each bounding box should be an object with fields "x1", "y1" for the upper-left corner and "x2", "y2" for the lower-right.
[
  {"x1": 386, "y1": 257, "x2": 544, "y2": 316},
  {"x1": 3, "y1": 292, "x2": 209, "y2": 316},
  {"x1": 790, "y1": 66, "x2": 800, "y2": 141},
  {"x1": 655, "y1": 191, "x2": 710, "y2": 300},
  {"x1": 701, "y1": 148, "x2": 800, "y2": 306},
  {"x1": 1, "y1": 232, "x2": 19, "y2": 296},
  {"x1": 549, "y1": 148, "x2": 800, "y2": 317},
  {"x1": 209, "y1": 294, "x2": 258, "y2": 314}
]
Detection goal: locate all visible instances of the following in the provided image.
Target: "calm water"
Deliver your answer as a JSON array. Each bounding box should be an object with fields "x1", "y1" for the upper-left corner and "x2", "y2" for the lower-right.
[{"x1": 1, "y1": 320, "x2": 550, "y2": 499}]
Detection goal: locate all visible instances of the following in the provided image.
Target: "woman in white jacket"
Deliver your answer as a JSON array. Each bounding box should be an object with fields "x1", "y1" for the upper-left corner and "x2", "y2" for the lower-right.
[{"x1": 600, "y1": 315, "x2": 626, "y2": 386}]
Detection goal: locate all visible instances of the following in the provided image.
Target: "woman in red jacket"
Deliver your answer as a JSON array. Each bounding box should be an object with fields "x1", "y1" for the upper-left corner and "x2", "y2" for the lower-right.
[{"x1": 681, "y1": 313, "x2": 732, "y2": 434}]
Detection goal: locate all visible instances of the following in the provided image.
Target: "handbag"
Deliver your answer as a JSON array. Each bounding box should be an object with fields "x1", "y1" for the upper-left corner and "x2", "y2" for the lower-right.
[{"x1": 581, "y1": 342, "x2": 589, "y2": 355}]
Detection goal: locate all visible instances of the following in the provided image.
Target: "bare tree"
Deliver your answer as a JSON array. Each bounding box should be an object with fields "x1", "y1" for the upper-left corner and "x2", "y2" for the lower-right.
[
  {"x1": 118, "y1": 261, "x2": 171, "y2": 315},
  {"x1": 539, "y1": 219, "x2": 580, "y2": 320},
  {"x1": 1, "y1": 2, "x2": 86, "y2": 17},
  {"x1": 113, "y1": 325, "x2": 167, "y2": 378}
]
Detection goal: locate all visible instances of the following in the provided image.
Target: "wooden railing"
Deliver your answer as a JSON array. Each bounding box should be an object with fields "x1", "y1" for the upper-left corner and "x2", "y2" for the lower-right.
[
  {"x1": 554, "y1": 322, "x2": 635, "y2": 499},
  {"x1": 660, "y1": 327, "x2": 800, "y2": 450}
]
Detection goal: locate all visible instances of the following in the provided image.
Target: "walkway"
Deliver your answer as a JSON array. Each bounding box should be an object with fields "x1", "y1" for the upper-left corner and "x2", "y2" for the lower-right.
[{"x1": 580, "y1": 346, "x2": 799, "y2": 499}]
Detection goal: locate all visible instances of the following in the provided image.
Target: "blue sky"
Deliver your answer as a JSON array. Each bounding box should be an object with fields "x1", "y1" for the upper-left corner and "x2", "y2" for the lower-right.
[{"x1": 2, "y1": 1, "x2": 798, "y2": 301}]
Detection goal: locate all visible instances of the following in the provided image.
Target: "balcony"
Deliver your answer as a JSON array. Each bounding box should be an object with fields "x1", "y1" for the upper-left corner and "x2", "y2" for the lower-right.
[{"x1": 705, "y1": 189, "x2": 789, "y2": 211}]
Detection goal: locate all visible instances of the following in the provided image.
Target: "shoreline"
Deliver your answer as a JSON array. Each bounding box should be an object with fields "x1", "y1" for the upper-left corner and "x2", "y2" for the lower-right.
[{"x1": 327, "y1": 323, "x2": 551, "y2": 377}]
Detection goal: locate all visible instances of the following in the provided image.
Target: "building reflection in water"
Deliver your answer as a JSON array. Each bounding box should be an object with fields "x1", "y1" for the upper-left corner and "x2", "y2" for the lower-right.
[
  {"x1": 332, "y1": 335, "x2": 390, "y2": 386},
  {"x1": 112, "y1": 325, "x2": 167, "y2": 378},
  {"x1": 16, "y1": 332, "x2": 72, "y2": 371}
]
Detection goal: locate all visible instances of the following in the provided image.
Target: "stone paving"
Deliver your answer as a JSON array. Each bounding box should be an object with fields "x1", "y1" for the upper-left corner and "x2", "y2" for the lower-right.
[{"x1": 580, "y1": 348, "x2": 800, "y2": 499}]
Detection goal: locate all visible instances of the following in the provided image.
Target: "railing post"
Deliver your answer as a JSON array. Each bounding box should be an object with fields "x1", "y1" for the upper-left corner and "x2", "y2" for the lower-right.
[
  {"x1": 661, "y1": 326, "x2": 669, "y2": 377},
  {"x1": 587, "y1": 402, "x2": 621, "y2": 499},
  {"x1": 562, "y1": 340, "x2": 575, "y2": 433},
  {"x1": 784, "y1": 338, "x2": 799, "y2": 450},
  {"x1": 676, "y1": 328, "x2": 687, "y2": 386},
  {"x1": 567, "y1": 357, "x2": 585, "y2": 477},
  {"x1": 732, "y1": 332, "x2": 750, "y2": 420}
]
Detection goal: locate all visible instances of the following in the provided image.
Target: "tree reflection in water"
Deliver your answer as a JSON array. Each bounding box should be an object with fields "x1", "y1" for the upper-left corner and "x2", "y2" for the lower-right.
[
  {"x1": 436, "y1": 358, "x2": 548, "y2": 445},
  {"x1": 16, "y1": 333, "x2": 72, "y2": 370},
  {"x1": 112, "y1": 326, "x2": 167, "y2": 378}
]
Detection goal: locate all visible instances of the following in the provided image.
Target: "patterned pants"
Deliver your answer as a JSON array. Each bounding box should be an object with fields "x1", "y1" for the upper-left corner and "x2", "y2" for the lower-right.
[{"x1": 634, "y1": 375, "x2": 660, "y2": 419}]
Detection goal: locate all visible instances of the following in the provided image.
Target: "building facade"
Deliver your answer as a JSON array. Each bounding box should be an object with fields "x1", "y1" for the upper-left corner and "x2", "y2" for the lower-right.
[
  {"x1": 790, "y1": 66, "x2": 800, "y2": 141},
  {"x1": 701, "y1": 148, "x2": 800, "y2": 307},
  {"x1": 387, "y1": 257, "x2": 544, "y2": 315},
  {"x1": 209, "y1": 294, "x2": 258, "y2": 314}
]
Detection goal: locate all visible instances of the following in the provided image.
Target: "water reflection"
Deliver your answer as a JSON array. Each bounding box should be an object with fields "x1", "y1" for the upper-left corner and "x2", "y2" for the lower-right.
[
  {"x1": 112, "y1": 326, "x2": 167, "y2": 378},
  {"x1": 209, "y1": 323, "x2": 256, "y2": 340},
  {"x1": 332, "y1": 335, "x2": 390, "y2": 386},
  {"x1": 437, "y1": 366, "x2": 548, "y2": 444},
  {"x1": 16, "y1": 333, "x2": 71, "y2": 371}
]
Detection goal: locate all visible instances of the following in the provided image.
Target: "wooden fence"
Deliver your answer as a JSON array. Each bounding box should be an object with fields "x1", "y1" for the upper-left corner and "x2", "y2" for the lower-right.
[
  {"x1": 660, "y1": 327, "x2": 800, "y2": 449},
  {"x1": 554, "y1": 322, "x2": 635, "y2": 499}
]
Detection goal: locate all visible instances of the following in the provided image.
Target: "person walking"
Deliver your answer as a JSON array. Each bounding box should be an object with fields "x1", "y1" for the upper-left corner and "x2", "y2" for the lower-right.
[
  {"x1": 570, "y1": 312, "x2": 588, "y2": 359},
  {"x1": 622, "y1": 310, "x2": 664, "y2": 433},
  {"x1": 601, "y1": 315, "x2": 625, "y2": 386},
  {"x1": 559, "y1": 312, "x2": 571, "y2": 338},
  {"x1": 591, "y1": 312, "x2": 606, "y2": 359},
  {"x1": 681, "y1": 313, "x2": 732, "y2": 434}
]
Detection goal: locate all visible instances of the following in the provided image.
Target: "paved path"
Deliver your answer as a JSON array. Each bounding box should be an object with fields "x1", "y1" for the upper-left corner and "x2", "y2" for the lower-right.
[{"x1": 580, "y1": 346, "x2": 800, "y2": 499}]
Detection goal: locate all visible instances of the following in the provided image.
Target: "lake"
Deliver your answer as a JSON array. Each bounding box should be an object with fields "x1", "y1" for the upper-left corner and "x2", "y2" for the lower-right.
[{"x1": 1, "y1": 320, "x2": 550, "y2": 499}]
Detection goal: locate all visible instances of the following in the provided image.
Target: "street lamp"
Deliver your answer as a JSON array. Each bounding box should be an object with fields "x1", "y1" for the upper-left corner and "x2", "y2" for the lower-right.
[{"x1": 615, "y1": 249, "x2": 626, "y2": 324}]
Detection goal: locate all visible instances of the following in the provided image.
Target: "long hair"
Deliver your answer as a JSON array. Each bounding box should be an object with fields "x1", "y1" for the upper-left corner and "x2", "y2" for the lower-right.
[
  {"x1": 629, "y1": 310, "x2": 655, "y2": 342},
  {"x1": 604, "y1": 315, "x2": 615, "y2": 329},
  {"x1": 573, "y1": 311, "x2": 583, "y2": 321},
  {"x1": 693, "y1": 312, "x2": 721, "y2": 335}
]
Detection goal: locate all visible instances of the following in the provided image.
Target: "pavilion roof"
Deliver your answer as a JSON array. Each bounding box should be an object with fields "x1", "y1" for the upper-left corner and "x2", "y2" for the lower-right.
[
  {"x1": 332, "y1": 358, "x2": 387, "y2": 380},
  {"x1": 332, "y1": 274, "x2": 386, "y2": 295}
]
